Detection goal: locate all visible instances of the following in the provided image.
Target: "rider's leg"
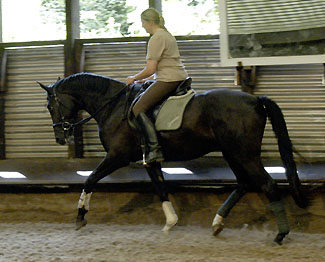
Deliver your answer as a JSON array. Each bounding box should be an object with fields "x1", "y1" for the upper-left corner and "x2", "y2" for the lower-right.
[
  {"x1": 132, "y1": 81, "x2": 181, "y2": 116},
  {"x1": 136, "y1": 112, "x2": 164, "y2": 163},
  {"x1": 133, "y1": 81, "x2": 180, "y2": 164}
]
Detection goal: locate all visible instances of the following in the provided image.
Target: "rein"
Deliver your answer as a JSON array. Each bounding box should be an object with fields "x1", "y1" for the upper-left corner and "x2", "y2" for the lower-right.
[{"x1": 52, "y1": 85, "x2": 128, "y2": 133}]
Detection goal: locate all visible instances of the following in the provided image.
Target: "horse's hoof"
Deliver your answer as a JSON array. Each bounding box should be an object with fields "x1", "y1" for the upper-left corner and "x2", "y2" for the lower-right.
[
  {"x1": 273, "y1": 232, "x2": 288, "y2": 245},
  {"x1": 162, "y1": 224, "x2": 176, "y2": 233},
  {"x1": 161, "y1": 201, "x2": 178, "y2": 233},
  {"x1": 76, "y1": 219, "x2": 87, "y2": 230},
  {"x1": 212, "y1": 214, "x2": 224, "y2": 236},
  {"x1": 212, "y1": 223, "x2": 224, "y2": 236},
  {"x1": 162, "y1": 219, "x2": 178, "y2": 233}
]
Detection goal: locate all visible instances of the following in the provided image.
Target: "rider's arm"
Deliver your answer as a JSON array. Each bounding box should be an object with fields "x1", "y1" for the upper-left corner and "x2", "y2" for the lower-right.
[
  {"x1": 136, "y1": 74, "x2": 155, "y2": 83},
  {"x1": 126, "y1": 59, "x2": 157, "y2": 86}
]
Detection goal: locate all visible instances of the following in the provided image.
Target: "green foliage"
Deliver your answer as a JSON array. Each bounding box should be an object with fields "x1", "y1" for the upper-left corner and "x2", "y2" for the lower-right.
[
  {"x1": 187, "y1": 0, "x2": 218, "y2": 15},
  {"x1": 187, "y1": 0, "x2": 205, "y2": 6},
  {"x1": 40, "y1": 0, "x2": 219, "y2": 37},
  {"x1": 40, "y1": 0, "x2": 135, "y2": 36}
]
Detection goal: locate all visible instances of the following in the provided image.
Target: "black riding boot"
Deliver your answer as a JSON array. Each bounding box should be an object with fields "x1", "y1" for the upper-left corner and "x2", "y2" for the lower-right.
[{"x1": 135, "y1": 112, "x2": 164, "y2": 164}]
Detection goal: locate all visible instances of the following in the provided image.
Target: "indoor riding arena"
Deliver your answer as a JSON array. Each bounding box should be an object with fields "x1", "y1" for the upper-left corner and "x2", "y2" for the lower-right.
[{"x1": 0, "y1": 1, "x2": 324, "y2": 262}]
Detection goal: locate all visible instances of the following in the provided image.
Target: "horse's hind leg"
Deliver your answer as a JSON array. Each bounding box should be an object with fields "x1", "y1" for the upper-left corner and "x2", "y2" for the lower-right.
[
  {"x1": 212, "y1": 158, "x2": 247, "y2": 236},
  {"x1": 260, "y1": 171, "x2": 290, "y2": 245},
  {"x1": 243, "y1": 160, "x2": 290, "y2": 245},
  {"x1": 145, "y1": 162, "x2": 178, "y2": 232},
  {"x1": 269, "y1": 199, "x2": 290, "y2": 245}
]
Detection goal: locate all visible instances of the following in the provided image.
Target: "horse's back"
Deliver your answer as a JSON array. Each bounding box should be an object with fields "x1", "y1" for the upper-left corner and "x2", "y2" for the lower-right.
[
  {"x1": 199, "y1": 88, "x2": 258, "y2": 107},
  {"x1": 186, "y1": 89, "x2": 264, "y2": 121},
  {"x1": 183, "y1": 88, "x2": 266, "y2": 146}
]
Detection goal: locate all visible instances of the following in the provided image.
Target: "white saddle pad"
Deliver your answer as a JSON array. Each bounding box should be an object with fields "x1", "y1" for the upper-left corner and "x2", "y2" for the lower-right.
[{"x1": 155, "y1": 89, "x2": 196, "y2": 131}]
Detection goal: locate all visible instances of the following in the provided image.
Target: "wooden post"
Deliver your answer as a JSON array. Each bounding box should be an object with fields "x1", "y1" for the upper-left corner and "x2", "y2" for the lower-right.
[
  {"x1": 75, "y1": 41, "x2": 85, "y2": 73},
  {"x1": 149, "y1": 0, "x2": 162, "y2": 13},
  {"x1": 0, "y1": 93, "x2": 4, "y2": 159},
  {"x1": 0, "y1": 1, "x2": 3, "y2": 158},
  {"x1": 322, "y1": 64, "x2": 325, "y2": 86},
  {"x1": 73, "y1": 41, "x2": 85, "y2": 158},
  {"x1": 0, "y1": 48, "x2": 7, "y2": 159},
  {"x1": 65, "y1": 0, "x2": 83, "y2": 158},
  {"x1": 0, "y1": 0, "x2": 2, "y2": 42},
  {"x1": 65, "y1": 0, "x2": 80, "y2": 76}
]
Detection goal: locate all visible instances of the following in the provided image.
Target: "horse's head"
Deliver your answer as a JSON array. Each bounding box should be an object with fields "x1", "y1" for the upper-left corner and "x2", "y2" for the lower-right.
[{"x1": 38, "y1": 78, "x2": 79, "y2": 145}]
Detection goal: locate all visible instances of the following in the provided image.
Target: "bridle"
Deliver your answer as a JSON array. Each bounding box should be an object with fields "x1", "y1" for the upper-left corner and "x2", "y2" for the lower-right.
[
  {"x1": 51, "y1": 84, "x2": 128, "y2": 137},
  {"x1": 51, "y1": 86, "x2": 74, "y2": 135}
]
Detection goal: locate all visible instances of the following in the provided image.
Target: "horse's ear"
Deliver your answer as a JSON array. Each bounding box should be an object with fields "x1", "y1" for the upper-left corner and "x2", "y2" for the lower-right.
[
  {"x1": 37, "y1": 82, "x2": 51, "y2": 93},
  {"x1": 57, "y1": 77, "x2": 61, "y2": 81}
]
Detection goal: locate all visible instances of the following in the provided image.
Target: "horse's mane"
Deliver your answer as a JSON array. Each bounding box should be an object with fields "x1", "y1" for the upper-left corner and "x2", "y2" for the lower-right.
[{"x1": 56, "y1": 72, "x2": 125, "y2": 94}]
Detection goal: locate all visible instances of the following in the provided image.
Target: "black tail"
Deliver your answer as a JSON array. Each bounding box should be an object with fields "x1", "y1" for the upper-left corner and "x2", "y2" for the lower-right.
[{"x1": 258, "y1": 96, "x2": 308, "y2": 208}]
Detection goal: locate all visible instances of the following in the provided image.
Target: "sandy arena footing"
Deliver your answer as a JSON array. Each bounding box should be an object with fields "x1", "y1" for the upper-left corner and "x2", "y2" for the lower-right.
[{"x1": 0, "y1": 190, "x2": 324, "y2": 262}]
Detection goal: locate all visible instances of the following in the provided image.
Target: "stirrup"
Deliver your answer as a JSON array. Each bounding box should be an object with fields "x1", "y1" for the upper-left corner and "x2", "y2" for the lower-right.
[{"x1": 142, "y1": 149, "x2": 164, "y2": 165}]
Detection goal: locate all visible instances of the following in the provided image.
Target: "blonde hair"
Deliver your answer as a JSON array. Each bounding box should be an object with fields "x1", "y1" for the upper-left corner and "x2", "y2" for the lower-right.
[{"x1": 141, "y1": 8, "x2": 167, "y2": 30}]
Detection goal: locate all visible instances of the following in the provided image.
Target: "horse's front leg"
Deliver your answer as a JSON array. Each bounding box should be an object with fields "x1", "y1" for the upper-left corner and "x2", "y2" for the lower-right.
[
  {"x1": 76, "y1": 154, "x2": 129, "y2": 230},
  {"x1": 145, "y1": 162, "x2": 178, "y2": 232}
]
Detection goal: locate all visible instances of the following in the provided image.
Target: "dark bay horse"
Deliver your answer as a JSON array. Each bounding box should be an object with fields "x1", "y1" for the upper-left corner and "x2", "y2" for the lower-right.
[{"x1": 39, "y1": 72, "x2": 308, "y2": 244}]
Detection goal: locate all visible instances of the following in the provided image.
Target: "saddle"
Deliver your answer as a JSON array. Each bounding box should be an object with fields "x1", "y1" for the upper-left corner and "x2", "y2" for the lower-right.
[{"x1": 128, "y1": 77, "x2": 196, "y2": 131}]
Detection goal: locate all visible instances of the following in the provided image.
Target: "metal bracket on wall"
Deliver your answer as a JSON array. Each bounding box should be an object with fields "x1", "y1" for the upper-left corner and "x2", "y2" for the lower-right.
[{"x1": 235, "y1": 62, "x2": 257, "y2": 94}]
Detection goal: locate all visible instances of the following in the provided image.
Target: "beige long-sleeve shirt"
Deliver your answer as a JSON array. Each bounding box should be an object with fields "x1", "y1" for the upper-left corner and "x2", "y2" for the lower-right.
[{"x1": 146, "y1": 29, "x2": 188, "y2": 82}]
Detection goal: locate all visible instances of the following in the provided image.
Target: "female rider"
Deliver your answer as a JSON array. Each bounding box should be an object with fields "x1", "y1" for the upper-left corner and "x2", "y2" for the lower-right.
[{"x1": 126, "y1": 8, "x2": 188, "y2": 164}]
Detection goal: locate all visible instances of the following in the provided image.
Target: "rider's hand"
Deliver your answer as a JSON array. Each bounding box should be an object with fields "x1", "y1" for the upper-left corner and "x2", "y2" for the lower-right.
[{"x1": 126, "y1": 76, "x2": 136, "y2": 86}]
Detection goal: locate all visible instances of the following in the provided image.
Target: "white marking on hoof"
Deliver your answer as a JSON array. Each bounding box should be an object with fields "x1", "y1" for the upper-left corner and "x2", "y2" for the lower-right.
[
  {"x1": 162, "y1": 201, "x2": 178, "y2": 232},
  {"x1": 212, "y1": 214, "x2": 224, "y2": 236}
]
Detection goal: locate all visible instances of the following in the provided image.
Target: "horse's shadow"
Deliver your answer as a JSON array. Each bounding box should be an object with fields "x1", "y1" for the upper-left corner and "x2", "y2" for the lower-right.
[
  {"x1": 99, "y1": 193, "x2": 156, "y2": 223},
  {"x1": 118, "y1": 193, "x2": 155, "y2": 213},
  {"x1": 102, "y1": 190, "x2": 212, "y2": 225}
]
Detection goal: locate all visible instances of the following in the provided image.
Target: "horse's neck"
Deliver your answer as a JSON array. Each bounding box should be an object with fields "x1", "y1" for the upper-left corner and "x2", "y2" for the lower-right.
[{"x1": 71, "y1": 77, "x2": 125, "y2": 121}]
